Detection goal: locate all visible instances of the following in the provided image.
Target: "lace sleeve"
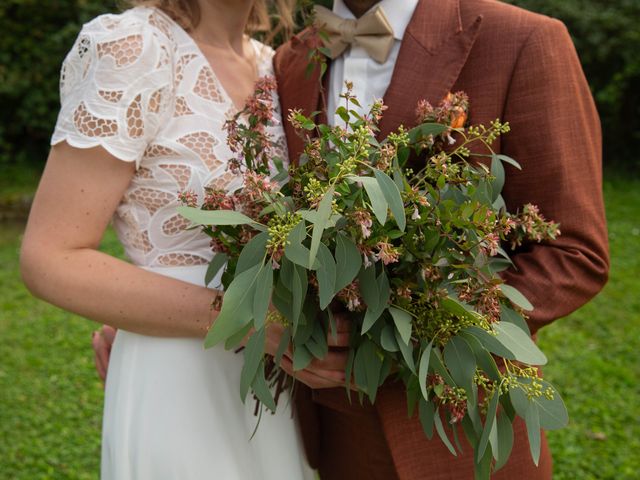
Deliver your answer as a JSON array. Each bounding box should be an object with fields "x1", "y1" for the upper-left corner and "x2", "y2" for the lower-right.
[{"x1": 51, "y1": 10, "x2": 174, "y2": 167}]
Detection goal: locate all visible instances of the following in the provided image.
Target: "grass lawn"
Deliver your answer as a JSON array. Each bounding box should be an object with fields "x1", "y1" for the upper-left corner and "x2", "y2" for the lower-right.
[{"x1": 0, "y1": 175, "x2": 638, "y2": 479}]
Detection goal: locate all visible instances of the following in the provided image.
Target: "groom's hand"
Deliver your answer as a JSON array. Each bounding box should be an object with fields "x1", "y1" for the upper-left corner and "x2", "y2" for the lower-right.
[{"x1": 267, "y1": 313, "x2": 352, "y2": 389}]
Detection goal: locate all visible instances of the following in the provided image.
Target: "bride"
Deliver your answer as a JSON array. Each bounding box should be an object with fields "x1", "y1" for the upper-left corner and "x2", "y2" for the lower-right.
[{"x1": 20, "y1": 1, "x2": 346, "y2": 478}]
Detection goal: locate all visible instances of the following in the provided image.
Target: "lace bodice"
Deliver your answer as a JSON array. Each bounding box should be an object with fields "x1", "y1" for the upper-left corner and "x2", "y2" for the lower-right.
[{"x1": 52, "y1": 7, "x2": 288, "y2": 268}]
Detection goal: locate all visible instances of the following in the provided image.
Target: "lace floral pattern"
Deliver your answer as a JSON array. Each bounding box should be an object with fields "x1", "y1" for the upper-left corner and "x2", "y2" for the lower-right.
[{"x1": 52, "y1": 7, "x2": 288, "y2": 268}]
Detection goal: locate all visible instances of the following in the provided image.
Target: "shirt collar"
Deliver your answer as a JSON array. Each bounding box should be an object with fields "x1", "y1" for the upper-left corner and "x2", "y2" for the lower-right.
[{"x1": 332, "y1": 0, "x2": 419, "y2": 41}]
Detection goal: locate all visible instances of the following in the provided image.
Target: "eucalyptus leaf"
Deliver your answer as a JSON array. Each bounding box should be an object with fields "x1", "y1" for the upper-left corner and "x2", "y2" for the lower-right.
[
  {"x1": 434, "y1": 409, "x2": 457, "y2": 456},
  {"x1": 204, "y1": 253, "x2": 227, "y2": 286},
  {"x1": 380, "y1": 324, "x2": 399, "y2": 352},
  {"x1": 252, "y1": 263, "x2": 273, "y2": 329},
  {"x1": 499, "y1": 284, "x2": 534, "y2": 311},
  {"x1": 494, "y1": 411, "x2": 514, "y2": 471},
  {"x1": 390, "y1": 307, "x2": 412, "y2": 345},
  {"x1": 292, "y1": 344, "x2": 313, "y2": 371},
  {"x1": 395, "y1": 328, "x2": 416, "y2": 375},
  {"x1": 204, "y1": 263, "x2": 261, "y2": 348},
  {"x1": 334, "y1": 234, "x2": 362, "y2": 293},
  {"x1": 525, "y1": 404, "x2": 541, "y2": 466},
  {"x1": 477, "y1": 389, "x2": 499, "y2": 461},
  {"x1": 309, "y1": 186, "x2": 335, "y2": 267},
  {"x1": 490, "y1": 153, "x2": 506, "y2": 200},
  {"x1": 178, "y1": 206, "x2": 257, "y2": 226},
  {"x1": 361, "y1": 307, "x2": 384, "y2": 334},
  {"x1": 418, "y1": 341, "x2": 433, "y2": 400},
  {"x1": 374, "y1": 169, "x2": 406, "y2": 231},
  {"x1": 240, "y1": 329, "x2": 265, "y2": 401},
  {"x1": 493, "y1": 322, "x2": 547, "y2": 365},
  {"x1": 357, "y1": 176, "x2": 388, "y2": 226},
  {"x1": 419, "y1": 398, "x2": 435, "y2": 439},
  {"x1": 443, "y1": 336, "x2": 476, "y2": 390},
  {"x1": 236, "y1": 231, "x2": 268, "y2": 275},
  {"x1": 316, "y1": 243, "x2": 336, "y2": 309},
  {"x1": 252, "y1": 361, "x2": 276, "y2": 412}
]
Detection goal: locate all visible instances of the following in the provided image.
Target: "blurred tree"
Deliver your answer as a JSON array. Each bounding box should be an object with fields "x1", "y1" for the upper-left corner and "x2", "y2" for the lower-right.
[{"x1": 0, "y1": 0, "x2": 637, "y2": 170}]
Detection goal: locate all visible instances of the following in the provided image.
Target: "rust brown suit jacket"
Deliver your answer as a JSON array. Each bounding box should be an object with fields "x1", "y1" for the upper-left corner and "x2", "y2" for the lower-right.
[{"x1": 273, "y1": 0, "x2": 609, "y2": 477}]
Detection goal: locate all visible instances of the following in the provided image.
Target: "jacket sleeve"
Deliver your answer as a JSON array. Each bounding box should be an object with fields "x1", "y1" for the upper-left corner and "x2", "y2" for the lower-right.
[{"x1": 499, "y1": 17, "x2": 609, "y2": 334}]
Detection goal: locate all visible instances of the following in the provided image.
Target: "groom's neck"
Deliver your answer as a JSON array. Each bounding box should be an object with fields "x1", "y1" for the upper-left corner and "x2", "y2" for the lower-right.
[{"x1": 342, "y1": 0, "x2": 382, "y2": 18}]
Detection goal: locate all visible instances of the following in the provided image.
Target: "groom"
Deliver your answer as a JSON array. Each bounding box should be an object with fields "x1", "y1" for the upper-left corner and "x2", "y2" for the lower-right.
[
  {"x1": 94, "y1": 0, "x2": 608, "y2": 477},
  {"x1": 272, "y1": 0, "x2": 608, "y2": 478}
]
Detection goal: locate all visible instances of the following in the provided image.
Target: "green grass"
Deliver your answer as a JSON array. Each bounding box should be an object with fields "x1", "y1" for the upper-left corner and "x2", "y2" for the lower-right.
[{"x1": 0, "y1": 175, "x2": 638, "y2": 479}]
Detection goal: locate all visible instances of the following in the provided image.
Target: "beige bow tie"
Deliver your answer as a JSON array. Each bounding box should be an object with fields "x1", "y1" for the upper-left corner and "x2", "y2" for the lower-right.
[{"x1": 313, "y1": 5, "x2": 395, "y2": 64}]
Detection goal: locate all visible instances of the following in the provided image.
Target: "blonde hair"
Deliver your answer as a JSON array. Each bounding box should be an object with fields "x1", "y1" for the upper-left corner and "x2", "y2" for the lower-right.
[{"x1": 126, "y1": 0, "x2": 296, "y2": 42}]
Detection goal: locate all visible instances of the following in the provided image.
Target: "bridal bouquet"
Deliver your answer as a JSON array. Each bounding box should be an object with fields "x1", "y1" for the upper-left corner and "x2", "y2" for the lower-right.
[{"x1": 178, "y1": 78, "x2": 567, "y2": 477}]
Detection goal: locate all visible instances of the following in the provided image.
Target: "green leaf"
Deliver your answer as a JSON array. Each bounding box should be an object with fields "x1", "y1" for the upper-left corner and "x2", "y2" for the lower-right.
[
  {"x1": 497, "y1": 154, "x2": 521, "y2": 170},
  {"x1": 252, "y1": 263, "x2": 273, "y2": 329},
  {"x1": 284, "y1": 221, "x2": 319, "y2": 270},
  {"x1": 291, "y1": 264, "x2": 307, "y2": 327},
  {"x1": 374, "y1": 169, "x2": 406, "y2": 231},
  {"x1": 274, "y1": 328, "x2": 291, "y2": 366},
  {"x1": 205, "y1": 253, "x2": 228, "y2": 286},
  {"x1": 178, "y1": 206, "x2": 256, "y2": 226},
  {"x1": 429, "y1": 348, "x2": 456, "y2": 386},
  {"x1": 252, "y1": 361, "x2": 276, "y2": 412},
  {"x1": 356, "y1": 340, "x2": 383, "y2": 403},
  {"x1": 389, "y1": 307, "x2": 412, "y2": 345},
  {"x1": 240, "y1": 329, "x2": 265, "y2": 401},
  {"x1": 292, "y1": 344, "x2": 313, "y2": 370},
  {"x1": 361, "y1": 307, "x2": 384, "y2": 334},
  {"x1": 395, "y1": 328, "x2": 416, "y2": 375},
  {"x1": 500, "y1": 306, "x2": 531, "y2": 335},
  {"x1": 463, "y1": 326, "x2": 515, "y2": 360},
  {"x1": 434, "y1": 409, "x2": 457, "y2": 456},
  {"x1": 316, "y1": 243, "x2": 336, "y2": 309},
  {"x1": 499, "y1": 284, "x2": 534, "y2": 311},
  {"x1": 493, "y1": 322, "x2": 547, "y2": 365},
  {"x1": 418, "y1": 341, "x2": 433, "y2": 400},
  {"x1": 419, "y1": 398, "x2": 435, "y2": 439},
  {"x1": 490, "y1": 153, "x2": 506, "y2": 200},
  {"x1": 494, "y1": 411, "x2": 514, "y2": 471},
  {"x1": 443, "y1": 336, "x2": 476, "y2": 390},
  {"x1": 205, "y1": 264, "x2": 261, "y2": 348},
  {"x1": 510, "y1": 378, "x2": 568, "y2": 430},
  {"x1": 224, "y1": 322, "x2": 252, "y2": 350},
  {"x1": 334, "y1": 234, "x2": 362, "y2": 293},
  {"x1": 525, "y1": 404, "x2": 541, "y2": 466},
  {"x1": 460, "y1": 331, "x2": 502, "y2": 383},
  {"x1": 380, "y1": 324, "x2": 399, "y2": 352},
  {"x1": 309, "y1": 186, "x2": 335, "y2": 267},
  {"x1": 236, "y1": 231, "x2": 268, "y2": 275},
  {"x1": 357, "y1": 176, "x2": 388, "y2": 226},
  {"x1": 477, "y1": 389, "x2": 499, "y2": 461},
  {"x1": 358, "y1": 265, "x2": 380, "y2": 311}
]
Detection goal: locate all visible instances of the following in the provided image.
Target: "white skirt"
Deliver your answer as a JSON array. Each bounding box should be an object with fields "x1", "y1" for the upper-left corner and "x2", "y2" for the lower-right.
[{"x1": 101, "y1": 265, "x2": 314, "y2": 480}]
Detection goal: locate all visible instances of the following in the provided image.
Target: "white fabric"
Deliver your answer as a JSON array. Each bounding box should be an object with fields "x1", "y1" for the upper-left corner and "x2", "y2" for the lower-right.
[
  {"x1": 102, "y1": 265, "x2": 313, "y2": 480},
  {"x1": 327, "y1": 0, "x2": 419, "y2": 125},
  {"x1": 52, "y1": 6, "x2": 288, "y2": 269},
  {"x1": 52, "y1": 7, "x2": 311, "y2": 480}
]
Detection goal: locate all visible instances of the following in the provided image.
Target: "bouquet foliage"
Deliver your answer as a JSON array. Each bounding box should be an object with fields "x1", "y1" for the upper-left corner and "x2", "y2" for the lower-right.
[{"x1": 178, "y1": 78, "x2": 567, "y2": 477}]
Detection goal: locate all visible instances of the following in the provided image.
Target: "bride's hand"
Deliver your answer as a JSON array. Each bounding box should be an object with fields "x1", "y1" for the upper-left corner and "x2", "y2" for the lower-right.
[{"x1": 92, "y1": 325, "x2": 117, "y2": 383}]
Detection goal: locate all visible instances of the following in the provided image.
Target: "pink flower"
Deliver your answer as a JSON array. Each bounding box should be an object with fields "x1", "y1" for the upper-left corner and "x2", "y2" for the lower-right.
[
  {"x1": 352, "y1": 210, "x2": 373, "y2": 239},
  {"x1": 374, "y1": 240, "x2": 400, "y2": 265},
  {"x1": 177, "y1": 190, "x2": 198, "y2": 207},
  {"x1": 337, "y1": 281, "x2": 365, "y2": 312}
]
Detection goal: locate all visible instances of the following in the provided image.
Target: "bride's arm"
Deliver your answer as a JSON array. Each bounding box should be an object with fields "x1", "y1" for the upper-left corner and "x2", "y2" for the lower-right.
[{"x1": 20, "y1": 142, "x2": 216, "y2": 338}]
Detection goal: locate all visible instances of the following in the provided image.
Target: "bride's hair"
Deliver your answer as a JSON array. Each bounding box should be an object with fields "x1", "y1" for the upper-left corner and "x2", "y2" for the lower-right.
[{"x1": 126, "y1": 0, "x2": 296, "y2": 41}]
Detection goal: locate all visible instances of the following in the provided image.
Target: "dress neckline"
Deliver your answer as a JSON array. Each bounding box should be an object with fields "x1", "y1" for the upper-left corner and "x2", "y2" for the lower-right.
[{"x1": 150, "y1": 6, "x2": 270, "y2": 112}]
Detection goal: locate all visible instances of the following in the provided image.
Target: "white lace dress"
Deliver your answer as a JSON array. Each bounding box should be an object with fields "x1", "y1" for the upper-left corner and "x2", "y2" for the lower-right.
[{"x1": 51, "y1": 7, "x2": 312, "y2": 480}]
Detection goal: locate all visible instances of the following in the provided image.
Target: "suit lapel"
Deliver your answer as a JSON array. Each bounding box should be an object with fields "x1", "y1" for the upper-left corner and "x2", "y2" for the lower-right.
[
  {"x1": 378, "y1": 0, "x2": 482, "y2": 138},
  {"x1": 276, "y1": 0, "x2": 483, "y2": 160}
]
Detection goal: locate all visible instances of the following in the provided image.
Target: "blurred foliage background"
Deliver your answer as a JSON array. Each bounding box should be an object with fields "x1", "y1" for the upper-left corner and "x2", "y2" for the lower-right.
[{"x1": 0, "y1": 0, "x2": 639, "y2": 172}]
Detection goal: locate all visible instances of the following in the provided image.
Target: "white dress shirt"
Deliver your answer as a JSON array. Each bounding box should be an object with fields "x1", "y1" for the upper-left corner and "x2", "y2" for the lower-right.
[{"x1": 327, "y1": 0, "x2": 419, "y2": 126}]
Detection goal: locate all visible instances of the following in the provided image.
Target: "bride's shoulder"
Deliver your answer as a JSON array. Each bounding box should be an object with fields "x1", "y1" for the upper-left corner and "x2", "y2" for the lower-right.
[{"x1": 77, "y1": 7, "x2": 176, "y2": 48}]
